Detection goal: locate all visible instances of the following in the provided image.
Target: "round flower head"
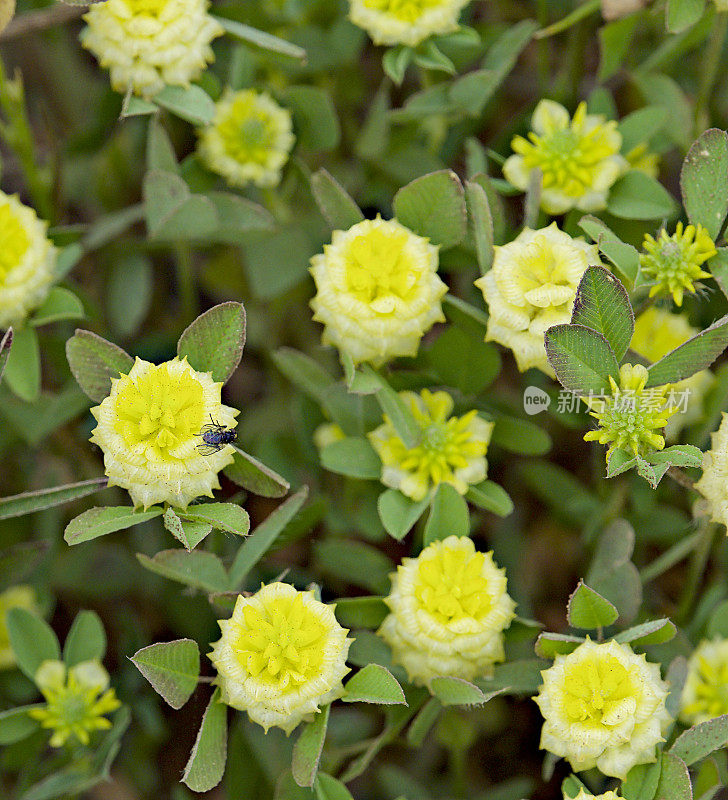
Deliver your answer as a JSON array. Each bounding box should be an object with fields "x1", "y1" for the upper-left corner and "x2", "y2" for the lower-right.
[
  {"x1": 378, "y1": 536, "x2": 516, "y2": 686},
  {"x1": 535, "y1": 638, "x2": 671, "y2": 779},
  {"x1": 0, "y1": 191, "x2": 56, "y2": 329},
  {"x1": 474, "y1": 223, "x2": 601, "y2": 375},
  {"x1": 209, "y1": 582, "x2": 352, "y2": 734},
  {"x1": 680, "y1": 638, "x2": 728, "y2": 725},
  {"x1": 81, "y1": 0, "x2": 223, "y2": 99},
  {"x1": 696, "y1": 413, "x2": 728, "y2": 531},
  {"x1": 0, "y1": 585, "x2": 38, "y2": 669},
  {"x1": 309, "y1": 216, "x2": 447, "y2": 366},
  {"x1": 348, "y1": 0, "x2": 471, "y2": 47},
  {"x1": 197, "y1": 89, "x2": 295, "y2": 189},
  {"x1": 631, "y1": 307, "x2": 713, "y2": 439},
  {"x1": 584, "y1": 363, "x2": 676, "y2": 460},
  {"x1": 29, "y1": 660, "x2": 121, "y2": 748},
  {"x1": 639, "y1": 223, "x2": 715, "y2": 307},
  {"x1": 503, "y1": 100, "x2": 625, "y2": 215},
  {"x1": 90, "y1": 356, "x2": 238, "y2": 509},
  {"x1": 368, "y1": 389, "x2": 493, "y2": 502}
]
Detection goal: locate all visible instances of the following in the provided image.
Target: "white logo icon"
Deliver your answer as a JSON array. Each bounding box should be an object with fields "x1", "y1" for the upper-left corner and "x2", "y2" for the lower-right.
[{"x1": 523, "y1": 386, "x2": 551, "y2": 415}]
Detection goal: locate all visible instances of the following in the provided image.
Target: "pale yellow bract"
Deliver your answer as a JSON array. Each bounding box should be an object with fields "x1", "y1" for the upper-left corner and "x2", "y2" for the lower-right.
[
  {"x1": 197, "y1": 89, "x2": 295, "y2": 189},
  {"x1": 90, "y1": 356, "x2": 238, "y2": 509},
  {"x1": 474, "y1": 222, "x2": 600, "y2": 375},
  {"x1": 0, "y1": 191, "x2": 56, "y2": 329},
  {"x1": 681, "y1": 637, "x2": 728, "y2": 725},
  {"x1": 29, "y1": 660, "x2": 121, "y2": 748},
  {"x1": 348, "y1": 0, "x2": 471, "y2": 46},
  {"x1": 81, "y1": 0, "x2": 223, "y2": 98},
  {"x1": 503, "y1": 100, "x2": 625, "y2": 215},
  {"x1": 309, "y1": 216, "x2": 447, "y2": 366},
  {"x1": 368, "y1": 389, "x2": 493, "y2": 502},
  {"x1": 696, "y1": 412, "x2": 728, "y2": 531},
  {"x1": 209, "y1": 583, "x2": 352, "y2": 734},
  {"x1": 535, "y1": 639, "x2": 671, "y2": 779},
  {"x1": 378, "y1": 536, "x2": 516, "y2": 686}
]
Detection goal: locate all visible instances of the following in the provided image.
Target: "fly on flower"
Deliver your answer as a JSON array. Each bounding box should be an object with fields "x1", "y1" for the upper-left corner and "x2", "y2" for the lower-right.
[{"x1": 197, "y1": 414, "x2": 237, "y2": 455}]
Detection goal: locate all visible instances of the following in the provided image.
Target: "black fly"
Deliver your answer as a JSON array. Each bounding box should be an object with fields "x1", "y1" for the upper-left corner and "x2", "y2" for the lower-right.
[{"x1": 197, "y1": 415, "x2": 237, "y2": 455}]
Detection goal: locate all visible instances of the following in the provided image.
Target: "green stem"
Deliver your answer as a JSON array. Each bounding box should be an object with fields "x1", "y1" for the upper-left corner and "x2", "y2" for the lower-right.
[
  {"x1": 174, "y1": 243, "x2": 197, "y2": 322},
  {"x1": 535, "y1": 0, "x2": 600, "y2": 40},
  {"x1": 640, "y1": 529, "x2": 703, "y2": 584},
  {"x1": 694, "y1": 12, "x2": 728, "y2": 138},
  {"x1": 0, "y1": 57, "x2": 53, "y2": 220},
  {"x1": 675, "y1": 519, "x2": 719, "y2": 624}
]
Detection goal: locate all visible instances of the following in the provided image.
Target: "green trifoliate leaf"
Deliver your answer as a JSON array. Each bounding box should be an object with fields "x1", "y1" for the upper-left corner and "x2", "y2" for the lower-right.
[
  {"x1": 343, "y1": 664, "x2": 406, "y2": 705},
  {"x1": 544, "y1": 323, "x2": 620, "y2": 395},
  {"x1": 6, "y1": 608, "x2": 60, "y2": 681},
  {"x1": 430, "y1": 677, "x2": 504, "y2": 706},
  {"x1": 177, "y1": 301, "x2": 246, "y2": 384},
  {"x1": 292, "y1": 704, "x2": 330, "y2": 788},
  {"x1": 614, "y1": 618, "x2": 676, "y2": 648},
  {"x1": 567, "y1": 580, "x2": 619, "y2": 630},
  {"x1": 0, "y1": 478, "x2": 107, "y2": 521},
  {"x1": 63, "y1": 611, "x2": 106, "y2": 667},
  {"x1": 680, "y1": 127, "x2": 728, "y2": 240},
  {"x1": 423, "y1": 484, "x2": 470, "y2": 545},
  {"x1": 66, "y1": 329, "x2": 134, "y2": 402},
  {"x1": 65, "y1": 506, "x2": 163, "y2": 545},
  {"x1": 131, "y1": 639, "x2": 200, "y2": 709},
  {"x1": 535, "y1": 632, "x2": 586, "y2": 659},
  {"x1": 393, "y1": 170, "x2": 467, "y2": 249},
  {"x1": 570, "y1": 266, "x2": 634, "y2": 362},
  {"x1": 670, "y1": 715, "x2": 728, "y2": 766},
  {"x1": 182, "y1": 689, "x2": 227, "y2": 793},
  {"x1": 310, "y1": 168, "x2": 364, "y2": 231},
  {"x1": 646, "y1": 313, "x2": 728, "y2": 386},
  {"x1": 377, "y1": 489, "x2": 430, "y2": 541}
]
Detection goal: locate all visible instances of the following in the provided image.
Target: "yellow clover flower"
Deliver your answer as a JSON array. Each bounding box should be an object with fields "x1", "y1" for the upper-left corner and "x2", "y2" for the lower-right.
[
  {"x1": 535, "y1": 638, "x2": 671, "y2": 780},
  {"x1": 378, "y1": 536, "x2": 516, "y2": 686},
  {"x1": 639, "y1": 223, "x2": 715, "y2": 306},
  {"x1": 631, "y1": 307, "x2": 713, "y2": 439},
  {"x1": 0, "y1": 191, "x2": 56, "y2": 329},
  {"x1": 29, "y1": 660, "x2": 121, "y2": 748},
  {"x1": 503, "y1": 100, "x2": 625, "y2": 215},
  {"x1": 81, "y1": 0, "x2": 223, "y2": 99},
  {"x1": 197, "y1": 89, "x2": 295, "y2": 189},
  {"x1": 209, "y1": 582, "x2": 352, "y2": 734},
  {"x1": 90, "y1": 356, "x2": 238, "y2": 509},
  {"x1": 680, "y1": 638, "x2": 728, "y2": 725},
  {"x1": 309, "y1": 216, "x2": 447, "y2": 366},
  {"x1": 368, "y1": 389, "x2": 493, "y2": 502},
  {"x1": 696, "y1": 413, "x2": 728, "y2": 531},
  {"x1": 474, "y1": 222, "x2": 600, "y2": 375},
  {"x1": 348, "y1": 0, "x2": 471, "y2": 47},
  {"x1": 584, "y1": 364, "x2": 675, "y2": 460},
  {"x1": 0, "y1": 585, "x2": 38, "y2": 669}
]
